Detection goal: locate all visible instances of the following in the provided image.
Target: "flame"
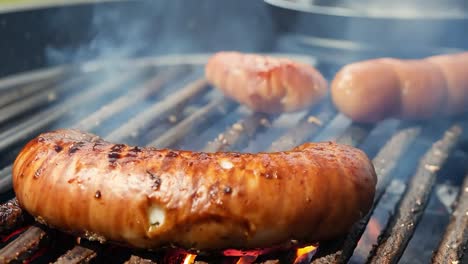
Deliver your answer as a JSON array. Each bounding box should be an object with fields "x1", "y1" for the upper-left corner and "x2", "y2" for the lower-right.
[
  {"x1": 293, "y1": 244, "x2": 319, "y2": 264},
  {"x1": 235, "y1": 255, "x2": 258, "y2": 264},
  {"x1": 182, "y1": 253, "x2": 197, "y2": 264}
]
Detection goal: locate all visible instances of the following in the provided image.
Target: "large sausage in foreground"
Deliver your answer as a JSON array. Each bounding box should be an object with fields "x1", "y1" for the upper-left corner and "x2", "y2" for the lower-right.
[
  {"x1": 331, "y1": 52, "x2": 468, "y2": 123},
  {"x1": 13, "y1": 129, "x2": 376, "y2": 250},
  {"x1": 205, "y1": 51, "x2": 328, "y2": 113}
]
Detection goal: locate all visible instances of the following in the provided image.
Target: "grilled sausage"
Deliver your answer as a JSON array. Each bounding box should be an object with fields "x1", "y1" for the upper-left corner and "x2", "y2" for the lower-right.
[
  {"x1": 331, "y1": 52, "x2": 468, "y2": 123},
  {"x1": 13, "y1": 129, "x2": 376, "y2": 251},
  {"x1": 205, "y1": 51, "x2": 328, "y2": 113}
]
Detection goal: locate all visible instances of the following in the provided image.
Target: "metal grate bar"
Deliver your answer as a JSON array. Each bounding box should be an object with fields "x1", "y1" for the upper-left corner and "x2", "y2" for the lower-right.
[
  {"x1": 75, "y1": 67, "x2": 188, "y2": 132},
  {"x1": 0, "y1": 67, "x2": 68, "y2": 92},
  {"x1": 0, "y1": 165, "x2": 13, "y2": 194},
  {"x1": 0, "y1": 71, "x2": 139, "y2": 154},
  {"x1": 0, "y1": 72, "x2": 96, "y2": 128},
  {"x1": 0, "y1": 198, "x2": 24, "y2": 234},
  {"x1": 147, "y1": 97, "x2": 235, "y2": 148},
  {"x1": 268, "y1": 102, "x2": 336, "y2": 152},
  {"x1": 368, "y1": 124, "x2": 462, "y2": 264},
  {"x1": 0, "y1": 74, "x2": 88, "y2": 140},
  {"x1": 0, "y1": 86, "x2": 61, "y2": 125},
  {"x1": 52, "y1": 245, "x2": 97, "y2": 264},
  {"x1": 432, "y1": 171, "x2": 468, "y2": 263},
  {"x1": 203, "y1": 112, "x2": 274, "y2": 152},
  {"x1": 0, "y1": 78, "x2": 61, "y2": 109},
  {"x1": 106, "y1": 78, "x2": 209, "y2": 142},
  {"x1": 334, "y1": 122, "x2": 376, "y2": 146},
  {"x1": 311, "y1": 125, "x2": 422, "y2": 264},
  {"x1": 0, "y1": 225, "x2": 48, "y2": 263}
]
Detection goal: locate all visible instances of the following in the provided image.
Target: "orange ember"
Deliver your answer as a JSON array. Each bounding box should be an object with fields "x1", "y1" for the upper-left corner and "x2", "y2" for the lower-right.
[
  {"x1": 182, "y1": 253, "x2": 197, "y2": 264},
  {"x1": 293, "y1": 244, "x2": 319, "y2": 264},
  {"x1": 1, "y1": 225, "x2": 30, "y2": 243},
  {"x1": 222, "y1": 244, "x2": 289, "y2": 257},
  {"x1": 357, "y1": 217, "x2": 382, "y2": 249},
  {"x1": 24, "y1": 247, "x2": 48, "y2": 264}
]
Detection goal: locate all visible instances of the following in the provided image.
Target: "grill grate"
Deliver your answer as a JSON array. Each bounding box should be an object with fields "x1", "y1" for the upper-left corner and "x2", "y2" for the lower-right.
[
  {"x1": 432, "y1": 172, "x2": 468, "y2": 263},
  {"x1": 0, "y1": 54, "x2": 467, "y2": 263}
]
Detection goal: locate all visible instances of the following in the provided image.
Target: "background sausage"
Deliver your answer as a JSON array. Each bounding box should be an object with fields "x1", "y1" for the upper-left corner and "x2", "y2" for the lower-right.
[
  {"x1": 13, "y1": 129, "x2": 376, "y2": 251},
  {"x1": 331, "y1": 52, "x2": 468, "y2": 123},
  {"x1": 426, "y1": 52, "x2": 468, "y2": 114},
  {"x1": 379, "y1": 58, "x2": 447, "y2": 119},
  {"x1": 205, "y1": 51, "x2": 328, "y2": 114},
  {"x1": 330, "y1": 59, "x2": 401, "y2": 123}
]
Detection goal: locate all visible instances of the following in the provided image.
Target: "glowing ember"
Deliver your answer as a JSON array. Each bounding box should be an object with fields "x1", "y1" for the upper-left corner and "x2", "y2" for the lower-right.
[
  {"x1": 357, "y1": 217, "x2": 382, "y2": 249},
  {"x1": 182, "y1": 253, "x2": 197, "y2": 264},
  {"x1": 1, "y1": 225, "x2": 30, "y2": 243},
  {"x1": 367, "y1": 218, "x2": 382, "y2": 241},
  {"x1": 23, "y1": 247, "x2": 48, "y2": 264},
  {"x1": 163, "y1": 248, "x2": 197, "y2": 264},
  {"x1": 293, "y1": 244, "x2": 319, "y2": 264},
  {"x1": 223, "y1": 244, "x2": 287, "y2": 257}
]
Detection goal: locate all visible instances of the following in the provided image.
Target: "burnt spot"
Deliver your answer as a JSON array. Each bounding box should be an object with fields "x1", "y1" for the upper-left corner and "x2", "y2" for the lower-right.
[
  {"x1": 188, "y1": 161, "x2": 194, "y2": 166},
  {"x1": 69, "y1": 146, "x2": 80, "y2": 154},
  {"x1": 111, "y1": 144, "x2": 125, "y2": 152},
  {"x1": 127, "y1": 146, "x2": 142, "y2": 157},
  {"x1": 92, "y1": 142, "x2": 104, "y2": 151},
  {"x1": 147, "y1": 171, "x2": 162, "y2": 190},
  {"x1": 34, "y1": 168, "x2": 43, "y2": 179},
  {"x1": 69, "y1": 142, "x2": 85, "y2": 154},
  {"x1": 130, "y1": 146, "x2": 142, "y2": 153},
  {"x1": 126, "y1": 152, "x2": 137, "y2": 158},
  {"x1": 231, "y1": 153, "x2": 241, "y2": 158},
  {"x1": 95, "y1": 190, "x2": 101, "y2": 199},
  {"x1": 223, "y1": 186, "x2": 232, "y2": 194},
  {"x1": 54, "y1": 145, "x2": 63, "y2": 153},
  {"x1": 166, "y1": 151, "x2": 178, "y2": 158},
  {"x1": 108, "y1": 152, "x2": 121, "y2": 159},
  {"x1": 152, "y1": 178, "x2": 162, "y2": 190},
  {"x1": 108, "y1": 152, "x2": 121, "y2": 164}
]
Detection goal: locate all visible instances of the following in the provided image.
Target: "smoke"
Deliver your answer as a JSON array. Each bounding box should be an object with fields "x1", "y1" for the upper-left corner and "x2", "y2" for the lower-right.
[{"x1": 45, "y1": 0, "x2": 275, "y2": 66}]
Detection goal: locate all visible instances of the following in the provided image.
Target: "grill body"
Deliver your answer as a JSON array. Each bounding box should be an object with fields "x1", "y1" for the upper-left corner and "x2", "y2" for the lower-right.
[{"x1": 0, "y1": 54, "x2": 466, "y2": 264}]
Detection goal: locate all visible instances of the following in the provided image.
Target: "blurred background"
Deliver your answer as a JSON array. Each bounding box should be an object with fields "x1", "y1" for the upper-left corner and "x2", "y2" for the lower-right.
[{"x1": 1, "y1": 0, "x2": 468, "y2": 77}]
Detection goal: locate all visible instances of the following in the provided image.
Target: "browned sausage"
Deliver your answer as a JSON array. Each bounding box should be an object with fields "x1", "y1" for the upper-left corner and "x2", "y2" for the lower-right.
[
  {"x1": 205, "y1": 51, "x2": 328, "y2": 114},
  {"x1": 13, "y1": 129, "x2": 376, "y2": 251},
  {"x1": 331, "y1": 52, "x2": 468, "y2": 123}
]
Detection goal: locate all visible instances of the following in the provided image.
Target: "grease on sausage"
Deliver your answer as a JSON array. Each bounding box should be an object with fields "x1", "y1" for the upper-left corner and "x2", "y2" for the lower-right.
[
  {"x1": 331, "y1": 52, "x2": 468, "y2": 123},
  {"x1": 205, "y1": 51, "x2": 328, "y2": 114},
  {"x1": 13, "y1": 129, "x2": 376, "y2": 250}
]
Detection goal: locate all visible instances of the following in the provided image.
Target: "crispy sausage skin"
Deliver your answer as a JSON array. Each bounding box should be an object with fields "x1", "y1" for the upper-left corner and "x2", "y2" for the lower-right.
[
  {"x1": 13, "y1": 129, "x2": 376, "y2": 251},
  {"x1": 331, "y1": 52, "x2": 468, "y2": 123},
  {"x1": 205, "y1": 51, "x2": 328, "y2": 114}
]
